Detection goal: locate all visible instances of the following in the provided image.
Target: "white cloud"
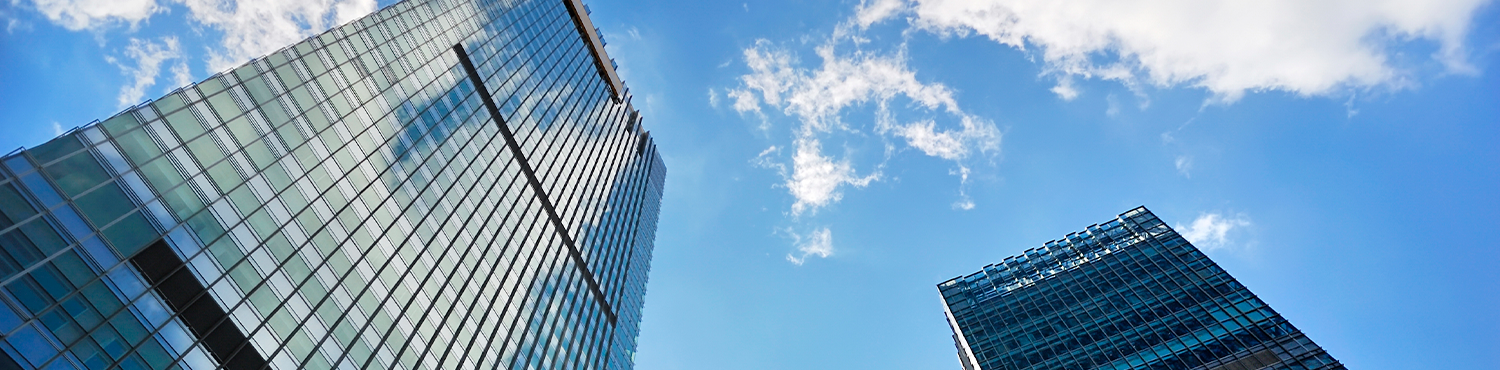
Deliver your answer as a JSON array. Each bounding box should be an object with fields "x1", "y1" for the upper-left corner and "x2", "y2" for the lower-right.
[
  {"x1": 757, "y1": 141, "x2": 880, "y2": 216},
  {"x1": 1050, "y1": 75, "x2": 1079, "y2": 100},
  {"x1": 109, "y1": 37, "x2": 182, "y2": 109},
  {"x1": 785, "y1": 138, "x2": 879, "y2": 216},
  {"x1": 51, "y1": 122, "x2": 64, "y2": 136},
  {"x1": 178, "y1": 0, "x2": 376, "y2": 72},
  {"x1": 895, "y1": 120, "x2": 965, "y2": 159},
  {"x1": 727, "y1": 88, "x2": 760, "y2": 113},
  {"x1": 735, "y1": 0, "x2": 1007, "y2": 262},
  {"x1": 858, "y1": 0, "x2": 1490, "y2": 101},
  {"x1": 736, "y1": 41, "x2": 799, "y2": 112},
  {"x1": 734, "y1": 36, "x2": 1000, "y2": 216},
  {"x1": 1177, "y1": 212, "x2": 1251, "y2": 251},
  {"x1": 952, "y1": 199, "x2": 975, "y2": 210},
  {"x1": 25, "y1": 0, "x2": 374, "y2": 69},
  {"x1": 26, "y1": 0, "x2": 377, "y2": 106},
  {"x1": 892, "y1": 114, "x2": 1000, "y2": 161},
  {"x1": 1175, "y1": 155, "x2": 1193, "y2": 178},
  {"x1": 786, "y1": 227, "x2": 835, "y2": 265},
  {"x1": 743, "y1": 42, "x2": 968, "y2": 134},
  {"x1": 24, "y1": 0, "x2": 159, "y2": 31},
  {"x1": 855, "y1": 0, "x2": 907, "y2": 29},
  {"x1": 170, "y1": 60, "x2": 192, "y2": 89}
]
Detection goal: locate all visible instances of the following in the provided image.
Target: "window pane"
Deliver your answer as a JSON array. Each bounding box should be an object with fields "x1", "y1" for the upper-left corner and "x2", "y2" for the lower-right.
[
  {"x1": 0, "y1": 183, "x2": 38, "y2": 224},
  {"x1": 29, "y1": 134, "x2": 86, "y2": 166},
  {"x1": 100, "y1": 113, "x2": 143, "y2": 136},
  {"x1": 101, "y1": 211, "x2": 156, "y2": 256},
  {"x1": 164, "y1": 108, "x2": 205, "y2": 142},
  {"x1": 42, "y1": 152, "x2": 112, "y2": 198},
  {"x1": 73, "y1": 182, "x2": 133, "y2": 226}
]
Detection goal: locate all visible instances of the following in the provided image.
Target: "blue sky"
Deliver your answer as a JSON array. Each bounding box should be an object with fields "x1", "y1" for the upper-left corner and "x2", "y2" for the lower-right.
[{"x1": 2, "y1": 0, "x2": 1498, "y2": 369}]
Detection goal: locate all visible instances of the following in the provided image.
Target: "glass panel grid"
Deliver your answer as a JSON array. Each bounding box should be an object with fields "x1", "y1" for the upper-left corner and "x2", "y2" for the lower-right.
[
  {"x1": 0, "y1": 0, "x2": 662, "y2": 369},
  {"x1": 939, "y1": 207, "x2": 1344, "y2": 370}
]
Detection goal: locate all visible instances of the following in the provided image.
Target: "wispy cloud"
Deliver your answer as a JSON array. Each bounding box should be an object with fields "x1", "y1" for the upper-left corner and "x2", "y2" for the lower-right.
[
  {"x1": 786, "y1": 227, "x2": 835, "y2": 265},
  {"x1": 178, "y1": 0, "x2": 376, "y2": 72},
  {"x1": 51, "y1": 122, "x2": 65, "y2": 136},
  {"x1": 170, "y1": 60, "x2": 192, "y2": 88},
  {"x1": 5, "y1": 18, "x2": 23, "y2": 34},
  {"x1": 951, "y1": 166, "x2": 974, "y2": 210},
  {"x1": 754, "y1": 142, "x2": 881, "y2": 217},
  {"x1": 24, "y1": 0, "x2": 377, "y2": 111},
  {"x1": 1, "y1": 8, "x2": 33, "y2": 34},
  {"x1": 854, "y1": 0, "x2": 906, "y2": 29},
  {"x1": 1050, "y1": 75, "x2": 1079, "y2": 101},
  {"x1": 731, "y1": 1, "x2": 1004, "y2": 263},
  {"x1": 891, "y1": 115, "x2": 999, "y2": 161},
  {"x1": 787, "y1": 139, "x2": 880, "y2": 216},
  {"x1": 1344, "y1": 93, "x2": 1361, "y2": 118},
  {"x1": 22, "y1": 0, "x2": 159, "y2": 31},
  {"x1": 858, "y1": 0, "x2": 1490, "y2": 102},
  {"x1": 730, "y1": 37, "x2": 999, "y2": 217},
  {"x1": 25, "y1": 0, "x2": 375, "y2": 72},
  {"x1": 108, "y1": 37, "x2": 182, "y2": 109},
  {"x1": 727, "y1": 88, "x2": 761, "y2": 115},
  {"x1": 1177, "y1": 212, "x2": 1251, "y2": 251},
  {"x1": 1175, "y1": 155, "x2": 1193, "y2": 178}
]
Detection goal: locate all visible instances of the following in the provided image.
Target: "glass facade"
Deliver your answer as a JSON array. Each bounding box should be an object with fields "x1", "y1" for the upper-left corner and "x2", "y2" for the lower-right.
[
  {"x1": 0, "y1": 0, "x2": 665, "y2": 369},
  {"x1": 938, "y1": 207, "x2": 1343, "y2": 370}
]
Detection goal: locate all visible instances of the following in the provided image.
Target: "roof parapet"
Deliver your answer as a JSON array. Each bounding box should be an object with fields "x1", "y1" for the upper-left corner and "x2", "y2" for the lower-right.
[{"x1": 562, "y1": 0, "x2": 625, "y2": 102}]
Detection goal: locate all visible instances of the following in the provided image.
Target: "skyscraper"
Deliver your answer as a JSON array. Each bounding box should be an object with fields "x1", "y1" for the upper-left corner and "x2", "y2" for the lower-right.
[
  {"x1": 0, "y1": 0, "x2": 663, "y2": 369},
  {"x1": 938, "y1": 207, "x2": 1343, "y2": 370}
]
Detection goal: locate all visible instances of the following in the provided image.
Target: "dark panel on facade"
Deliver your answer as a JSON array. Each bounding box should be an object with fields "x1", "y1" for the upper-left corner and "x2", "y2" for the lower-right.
[{"x1": 131, "y1": 240, "x2": 266, "y2": 370}]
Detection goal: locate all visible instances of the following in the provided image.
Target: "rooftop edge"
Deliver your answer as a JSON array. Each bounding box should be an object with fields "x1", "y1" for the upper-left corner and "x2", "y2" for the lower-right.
[{"x1": 562, "y1": 0, "x2": 626, "y2": 102}]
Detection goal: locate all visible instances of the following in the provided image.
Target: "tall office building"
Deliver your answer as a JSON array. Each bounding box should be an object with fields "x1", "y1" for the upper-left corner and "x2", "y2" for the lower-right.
[
  {"x1": 0, "y1": 0, "x2": 664, "y2": 369},
  {"x1": 938, "y1": 207, "x2": 1342, "y2": 370}
]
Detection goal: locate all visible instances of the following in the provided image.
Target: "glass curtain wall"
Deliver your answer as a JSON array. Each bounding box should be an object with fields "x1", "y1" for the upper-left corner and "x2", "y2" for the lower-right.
[
  {"x1": 0, "y1": 0, "x2": 664, "y2": 369},
  {"x1": 939, "y1": 207, "x2": 1343, "y2": 370}
]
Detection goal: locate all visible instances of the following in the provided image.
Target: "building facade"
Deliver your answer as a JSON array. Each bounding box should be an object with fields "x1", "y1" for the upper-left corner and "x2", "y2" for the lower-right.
[
  {"x1": 938, "y1": 207, "x2": 1342, "y2": 370},
  {"x1": 0, "y1": 0, "x2": 664, "y2": 369}
]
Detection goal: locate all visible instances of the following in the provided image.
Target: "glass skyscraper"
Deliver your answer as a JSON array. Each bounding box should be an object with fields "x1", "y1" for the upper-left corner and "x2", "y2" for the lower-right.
[
  {"x1": 938, "y1": 207, "x2": 1343, "y2": 370},
  {"x1": 0, "y1": 0, "x2": 664, "y2": 369}
]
